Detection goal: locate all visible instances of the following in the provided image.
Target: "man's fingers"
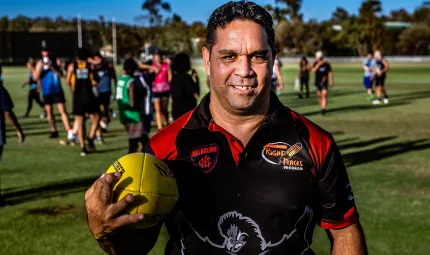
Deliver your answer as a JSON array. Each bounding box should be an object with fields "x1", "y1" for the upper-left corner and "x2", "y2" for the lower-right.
[
  {"x1": 96, "y1": 172, "x2": 122, "y2": 203},
  {"x1": 108, "y1": 193, "x2": 135, "y2": 217},
  {"x1": 110, "y1": 213, "x2": 145, "y2": 229}
]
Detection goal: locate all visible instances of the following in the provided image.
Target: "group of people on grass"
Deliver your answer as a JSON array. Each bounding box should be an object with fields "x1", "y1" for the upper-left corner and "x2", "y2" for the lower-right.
[{"x1": 0, "y1": 43, "x2": 391, "y2": 160}]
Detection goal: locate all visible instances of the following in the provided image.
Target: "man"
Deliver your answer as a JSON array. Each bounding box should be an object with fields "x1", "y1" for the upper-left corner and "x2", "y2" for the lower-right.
[
  {"x1": 311, "y1": 51, "x2": 334, "y2": 115},
  {"x1": 372, "y1": 50, "x2": 389, "y2": 105},
  {"x1": 0, "y1": 64, "x2": 25, "y2": 143},
  {"x1": 65, "y1": 48, "x2": 100, "y2": 156},
  {"x1": 85, "y1": 1, "x2": 367, "y2": 254},
  {"x1": 31, "y1": 45, "x2": 74, "y2": 140},
  {"x1": 93, "y1": 53, "x2": 117, "y2": 144},
  {"x1": 362, "y1": 52, "x2": 376, "y2": 100}
]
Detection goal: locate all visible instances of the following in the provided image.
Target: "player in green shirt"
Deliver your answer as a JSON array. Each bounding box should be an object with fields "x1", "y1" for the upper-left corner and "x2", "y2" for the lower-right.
[{"x1": 116, "y1": 59, "x2": 147, "y2": 153}]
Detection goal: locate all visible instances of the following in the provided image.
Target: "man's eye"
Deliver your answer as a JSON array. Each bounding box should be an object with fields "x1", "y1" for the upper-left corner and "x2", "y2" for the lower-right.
[
  {"x1": 223, "y1": 55, "x2": 236, "y2": 60},
  {"x1": 252, "y1": 55, "x2": 267, "y2": 61}
]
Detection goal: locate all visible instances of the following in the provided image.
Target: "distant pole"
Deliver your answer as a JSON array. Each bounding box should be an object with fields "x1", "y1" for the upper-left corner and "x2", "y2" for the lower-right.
[
  {"x1": 77, "y1": 14, "x2": 83, "y2": 48},
  {"x1": 112, "y1": 17, "x2": 117, "y2": 66}
]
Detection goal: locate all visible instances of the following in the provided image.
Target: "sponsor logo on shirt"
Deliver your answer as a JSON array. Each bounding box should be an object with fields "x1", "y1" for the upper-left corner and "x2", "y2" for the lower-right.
[
  {"x1": 262, "y1": 142, "x2": 304, "y2": 171},
  {"x1": 190, "y1": 144, "x2": 219, "y2": 173}
]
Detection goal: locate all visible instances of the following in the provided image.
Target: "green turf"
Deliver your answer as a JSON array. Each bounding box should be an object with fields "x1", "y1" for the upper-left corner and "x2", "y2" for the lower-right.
[{"x1": 0, "y1": 62, "x2": 429, "y2": 255}]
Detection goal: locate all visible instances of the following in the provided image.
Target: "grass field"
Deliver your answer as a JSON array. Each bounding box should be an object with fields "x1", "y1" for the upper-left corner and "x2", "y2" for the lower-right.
[{"x1": 0, "y1": 62, "x2": 430, "y2": 255}]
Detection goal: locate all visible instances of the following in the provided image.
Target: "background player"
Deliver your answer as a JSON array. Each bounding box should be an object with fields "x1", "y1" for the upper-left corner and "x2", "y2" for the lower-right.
[
  {"x1": 65, "y1": 48, "x2": 100, "y2": 156},
  {"x1": 31, "y1": 45, "x2": 74, "y2": 139},
  {"x1": 372, "y1": 50, "x2": 390, "y2": 105},
  {"x1": 312, "y1": 51, "x2": 334, "y2": 115},
  {"x1": 92, "y1": 53, "x2": 117, "y2": 144},
  {"x1": 116, "y1": 59, "x2": 147, "y2": 153},
  {"x1": 0, "y1": 64, "x2": 25, "y2": 143},
  {"x1": 151, "y1": 53, "x2": 171, "y2": 131},
  {"x1": 297, "y1": 56, "x2": 310, "y2": 99},
  {"x1": 362, "y1": 52, "x2": 376, "y2": 100},
  {"x1": 21, "y1": 59, "x2": 45, "y2": 118}
]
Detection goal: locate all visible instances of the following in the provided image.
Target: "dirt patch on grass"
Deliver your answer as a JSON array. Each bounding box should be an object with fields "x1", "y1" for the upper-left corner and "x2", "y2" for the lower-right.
[{"x1": 27, "y1": 204, "x2": 76, "y2": 216}]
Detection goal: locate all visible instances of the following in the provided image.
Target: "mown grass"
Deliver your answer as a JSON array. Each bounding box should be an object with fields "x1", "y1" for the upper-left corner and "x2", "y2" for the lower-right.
[{"x1": 0, "y1": 62, "x2": 429, "y2": 254}]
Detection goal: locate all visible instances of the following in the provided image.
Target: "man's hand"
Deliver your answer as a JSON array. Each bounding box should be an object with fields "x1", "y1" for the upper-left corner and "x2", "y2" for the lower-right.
[
  {"x1": 85, "y1": 172, "x2": 144, "y2": 240},
  {"x1": 191, "y1": 69, "x2": 199, "y2": 79},
  {"x1": 330, "y1": 82, "x2": 334, "y2": 88}
]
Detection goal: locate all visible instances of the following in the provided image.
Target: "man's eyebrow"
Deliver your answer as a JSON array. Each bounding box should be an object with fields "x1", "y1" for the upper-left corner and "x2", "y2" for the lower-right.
[
  {"x1": 250, "y1": 49, "x2": 269, "y2": 55},
  {"x1": 217, "y1": 49, "x2": 270, "y2": 55},
  {"x1": 218, "y1": 49, "x2": 237, "y2": 55}
]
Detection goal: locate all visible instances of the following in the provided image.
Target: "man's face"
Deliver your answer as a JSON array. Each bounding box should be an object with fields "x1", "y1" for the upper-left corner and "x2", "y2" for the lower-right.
[
  {"x1": 367, "y1": 54, "x2": 373, "y2": 59},
  {"x1": 41, "y1": 50, "x2": 49, "y2": 58},
  {"x1": 203, "y1": 20, "x2": 273, "y2": 114},
  {"x1": 93, "y1": 56, "x2": 102, "y2": 65}
]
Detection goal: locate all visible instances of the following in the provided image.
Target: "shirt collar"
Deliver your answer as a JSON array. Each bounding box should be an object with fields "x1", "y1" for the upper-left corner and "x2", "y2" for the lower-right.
[{"x1": 184, "y1": 91, "x2": 292, "y2": 130}]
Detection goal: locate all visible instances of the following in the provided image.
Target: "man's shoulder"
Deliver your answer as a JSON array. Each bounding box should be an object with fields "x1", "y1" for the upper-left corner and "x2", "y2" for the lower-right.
[
  {"x1": 149, "y1": 110, "x2": 195, "y2": 160},
  {"x1": 288, "y1": 109, "x2": 332, "y2": 140},
  {"x1": 286, "y1": 109, "x2": 334, "y2": 169}
]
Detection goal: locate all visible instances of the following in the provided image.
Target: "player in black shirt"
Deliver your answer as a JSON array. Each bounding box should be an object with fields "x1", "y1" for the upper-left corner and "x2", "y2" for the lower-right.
[
  {"x1": 311, "y1": 51, "x2": 333, "y2": 115},
  {"x1": 65, "y1": 48, "x2": 100, "y2": 156},
  {"x1": 85, "y1": 2, "x2": 367, "y2": 254},
  {"x1": 372, "y1": 50, "x2": 390, "y2": 105},
  {"x1": 170, "y1": 52, "x2": 200, "y2": 120}
]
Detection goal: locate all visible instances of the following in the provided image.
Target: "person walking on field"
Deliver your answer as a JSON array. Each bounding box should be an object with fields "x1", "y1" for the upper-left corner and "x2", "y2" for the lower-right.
[
  {"x1": 362, "y1": 52, "x2": 376, "y2": 101},
  {"x1": 311, "y1": 51, "x2": 334, "y2": 115},
  {"x1": 297, "y1": 56, "x2": 310, "y2": 99},
  {"x1": 372, "y1": 50, "x2": 389, "y2": 105}
]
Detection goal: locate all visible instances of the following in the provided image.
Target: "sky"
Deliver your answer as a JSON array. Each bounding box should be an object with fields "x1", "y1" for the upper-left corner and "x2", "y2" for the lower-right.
[{"x1": 0, "y1": 0, "x2": 424, "y2": 24}]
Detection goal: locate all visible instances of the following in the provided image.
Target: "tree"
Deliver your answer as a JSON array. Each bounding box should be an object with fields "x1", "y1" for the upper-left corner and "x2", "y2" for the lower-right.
[
  {"x1": 358, "y1": 0, "x2": 386, "y2": 52},
  {"x1": 276, "y1": 0, "x2": 303, "y2": 20},
  {"x1": 389, "y1": 9, "x2": 412, "y2": 22},
  {"x1": 139, "y1": 0, "x2": 171, "y2": 40},
  {"x1": 331, "y1": 7, "x2": 350, "y2": 23},
  {"x1": 398, "y1": 24, "x2": 430, "y2": 55},
  {"x1": 412, "y1": 2, "x2": 430, "y2": 24},
  {"x1": 153, "y1": 14, "x2": 192, "y2": 55},
  {"x1": 264, "y1": 4, "x2": 288, "y2": 24}
]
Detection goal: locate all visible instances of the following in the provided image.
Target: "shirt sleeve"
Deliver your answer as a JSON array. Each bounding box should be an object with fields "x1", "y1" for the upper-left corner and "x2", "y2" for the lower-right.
[{"x1": 316, "y1": 139, "x2": 359, "y2": 230}]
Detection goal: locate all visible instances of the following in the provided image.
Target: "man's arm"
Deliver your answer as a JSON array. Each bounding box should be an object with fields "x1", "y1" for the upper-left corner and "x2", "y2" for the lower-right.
[
  {"x1": 109, "y1": 64, "x2": 118, "y2": 90},
  {"x1": 328, "y1": 222, "x2": 368, "y2": 255},
  {"x1": 381, "y1": 60, "x2": 389, "y2": 74},
  {"x1": 32, "y1": 61, "x2": 43, "y2": 81},
  {"x1": 311, "y1": 61, "x2": 324, "y2": 72},
  {"x1": 274, "y1": 63, "x2": 284, "y2": 90},
  {"x1": 128, "y1": 81, "x2": 135, "y2": 108},
  {"x1": 65, "y1": 63, "x2": 74, "y2": 86},
  {"x1": 328, "y1": 71, "x2": 334, "y2": 88}
]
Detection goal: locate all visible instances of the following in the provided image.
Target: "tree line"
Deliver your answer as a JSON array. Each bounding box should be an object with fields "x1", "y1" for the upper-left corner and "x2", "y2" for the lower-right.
[{"x1": 1, "y1": 0, "x2": 429, "y2": 57}]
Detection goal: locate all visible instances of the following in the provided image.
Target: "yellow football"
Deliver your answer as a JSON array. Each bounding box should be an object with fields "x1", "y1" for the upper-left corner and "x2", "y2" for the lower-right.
[{"x1": 106, "y1": 152, "x2": 178, "y2": 228}]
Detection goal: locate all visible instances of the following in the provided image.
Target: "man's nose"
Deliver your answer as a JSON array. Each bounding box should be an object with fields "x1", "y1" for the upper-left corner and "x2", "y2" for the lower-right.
[{"x1": 234, "y1": 56, "x2": 254, "y2": 78}]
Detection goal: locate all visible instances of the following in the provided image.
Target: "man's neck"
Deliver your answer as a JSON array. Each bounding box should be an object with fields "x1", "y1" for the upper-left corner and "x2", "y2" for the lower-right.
[{"x1": 209, "y1": 95, "x2": 270, "y2": 147}]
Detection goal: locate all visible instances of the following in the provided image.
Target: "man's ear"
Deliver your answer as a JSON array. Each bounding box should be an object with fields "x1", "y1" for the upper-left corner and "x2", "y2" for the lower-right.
[{"x1": 202, "y1": 47, "x2": 211, "y2": 77}]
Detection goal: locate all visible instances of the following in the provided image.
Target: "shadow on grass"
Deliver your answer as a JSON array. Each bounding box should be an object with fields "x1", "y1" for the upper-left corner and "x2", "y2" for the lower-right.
[
  {"x1": 342, "y1": 139, "x2": 430, "y2": 167},
  {"x1": 338, "y1": 136, "x2": 396, "y2": 150},
  {"x1": 302, "y1": 101, "x2": 409, "y2": 117},
  {"x1": 1, "y1": 176, "x2": 98, "y2": 206}
]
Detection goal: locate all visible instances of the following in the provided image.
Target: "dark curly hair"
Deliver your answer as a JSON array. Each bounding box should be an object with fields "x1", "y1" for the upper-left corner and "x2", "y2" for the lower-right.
[{"x1": 206, "y1": 1, "x2": 275, "y2": 55}]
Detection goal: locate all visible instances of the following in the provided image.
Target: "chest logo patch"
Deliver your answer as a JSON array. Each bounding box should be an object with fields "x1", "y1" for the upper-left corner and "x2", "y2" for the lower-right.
[
  {"x1": 190, "y1": 144, "x2": 219, "y2": 173},
  {"x1": 262, "y1": 142, "x2": 304, "y2": 171}
]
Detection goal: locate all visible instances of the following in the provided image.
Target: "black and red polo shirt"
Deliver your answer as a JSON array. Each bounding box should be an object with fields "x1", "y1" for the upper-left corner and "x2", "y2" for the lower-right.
[{"x1": 145, "y1": 92, "x2": 359, "y2": 254}]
